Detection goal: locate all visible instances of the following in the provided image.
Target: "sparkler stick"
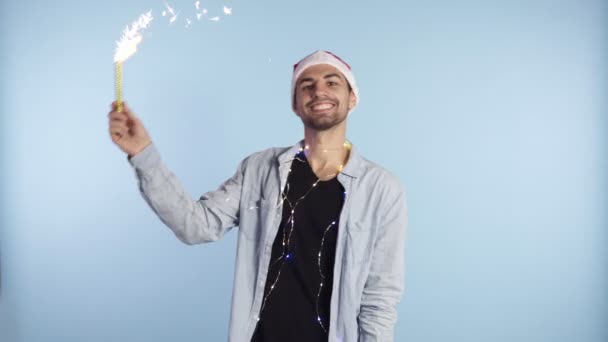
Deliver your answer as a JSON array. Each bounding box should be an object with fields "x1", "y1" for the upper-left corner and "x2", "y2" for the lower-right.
[
  {"x1": 115, "y1": 62, "x2": 124, "y2": 112},
  {"x1": 113, "y1": 11, "x2": 153, "y2": 112}
]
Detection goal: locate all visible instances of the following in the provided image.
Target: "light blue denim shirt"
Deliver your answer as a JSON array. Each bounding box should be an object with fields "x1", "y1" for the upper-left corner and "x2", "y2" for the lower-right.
[{"x1": 128, "y1": 140, "x2": 407, "y2": 342}]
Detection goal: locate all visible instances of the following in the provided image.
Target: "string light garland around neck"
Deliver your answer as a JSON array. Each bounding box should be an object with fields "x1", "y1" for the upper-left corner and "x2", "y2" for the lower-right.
[
  {"x1": 258, "y1": 143, "x2": 350, "y2": 333},
  {"x1": 301, "y1": 141, "x2": 352, "y2": 177}
]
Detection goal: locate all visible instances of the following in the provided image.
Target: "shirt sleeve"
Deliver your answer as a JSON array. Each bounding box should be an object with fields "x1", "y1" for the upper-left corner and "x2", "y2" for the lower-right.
[
  {"x1": 358, "y1": 183, "x2": 408, "y2": 341},
  {"x1": 128, "y1": 143, "x2": 245, "y2": 244}
]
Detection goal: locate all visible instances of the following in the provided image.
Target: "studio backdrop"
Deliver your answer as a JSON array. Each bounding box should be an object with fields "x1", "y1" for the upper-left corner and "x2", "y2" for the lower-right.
[{"x1": 1, "y1": 0, "x2": 606, "y2": 341}]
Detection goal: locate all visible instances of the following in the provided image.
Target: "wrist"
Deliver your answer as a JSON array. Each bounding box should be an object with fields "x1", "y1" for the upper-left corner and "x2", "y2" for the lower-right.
[{"x1": 128, "y1": 140, "x2": 152, "y2": 158}]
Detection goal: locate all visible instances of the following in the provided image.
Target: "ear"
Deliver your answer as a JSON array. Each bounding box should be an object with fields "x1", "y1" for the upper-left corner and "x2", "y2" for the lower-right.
[
  {"x1": 292, "y1": 97, "x2": 301, "y2": 116},
  {"x1": 347, "y1": 91, "x2": 356, "y2": 110}
]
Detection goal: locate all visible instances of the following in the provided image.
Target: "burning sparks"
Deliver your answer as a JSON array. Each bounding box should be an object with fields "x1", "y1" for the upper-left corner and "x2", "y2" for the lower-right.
[
  {"x1": 113, "y1": 1, "x2": 234, "y2": 61},
  {"x1": 114, "y1": 11, "x2": 154, "y2": 63},
  {"x1": 112, "y1": 3, "x2": 234, "y2": 114},
  {"x1": 196, "y1": 8, "x2": 208, "y2": 20},
  {"x1": 164, "y1": 1, "x2": 179, "y2": 24},
  {"x1": 165, "y1": 2, "x2": 176, "y2": 16},
  {"x1": 159, "y1": 2, "x2": 231, "y2": 26}
]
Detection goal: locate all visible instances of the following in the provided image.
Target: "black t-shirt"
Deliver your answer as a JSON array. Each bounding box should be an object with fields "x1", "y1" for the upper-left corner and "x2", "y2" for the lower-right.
[{"x1": 251, "y1": 151, "x2": 345, "y2": 342}]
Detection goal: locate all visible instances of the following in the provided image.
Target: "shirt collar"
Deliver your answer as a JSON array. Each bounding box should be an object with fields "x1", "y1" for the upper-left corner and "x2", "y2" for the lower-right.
[{"x1": 277, "y1": 139, "x2": 362, "y2": 178}]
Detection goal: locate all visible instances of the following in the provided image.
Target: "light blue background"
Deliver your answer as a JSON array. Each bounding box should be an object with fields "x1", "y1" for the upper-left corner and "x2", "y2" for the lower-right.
[{"x1": 1, "y1": 0, "x2": 606, "y2": 341}]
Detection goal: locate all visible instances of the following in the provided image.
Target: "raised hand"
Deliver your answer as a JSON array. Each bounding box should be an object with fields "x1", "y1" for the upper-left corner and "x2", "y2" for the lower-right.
[{"x1": 108, "y1": 101, "x2": 152, "y2": 157}]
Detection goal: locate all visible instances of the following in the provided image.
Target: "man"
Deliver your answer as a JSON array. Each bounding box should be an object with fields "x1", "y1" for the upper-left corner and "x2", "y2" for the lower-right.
[{"x1": 108, "y1": 50, "x2": 407, "y2": 342}]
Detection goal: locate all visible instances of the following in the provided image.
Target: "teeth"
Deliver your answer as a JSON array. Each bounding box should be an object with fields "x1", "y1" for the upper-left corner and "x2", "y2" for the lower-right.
[{"x1": 313, "y1": 103, "x2": 333, "y2": 110}]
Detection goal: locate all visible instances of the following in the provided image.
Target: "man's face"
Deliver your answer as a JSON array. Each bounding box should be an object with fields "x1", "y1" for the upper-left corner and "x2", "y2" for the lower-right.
[{"x1": 294, "y1": 64, "x2": 356, "y2": 131}]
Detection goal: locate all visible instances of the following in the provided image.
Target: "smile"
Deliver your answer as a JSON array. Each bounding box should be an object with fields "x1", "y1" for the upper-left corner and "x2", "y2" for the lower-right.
[{"x1": 311, "y1": 102, "x2": 335, "y2": 111}]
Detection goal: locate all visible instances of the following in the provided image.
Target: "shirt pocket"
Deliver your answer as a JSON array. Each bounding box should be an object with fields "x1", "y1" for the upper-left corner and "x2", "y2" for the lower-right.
[
  {"x1": 240, "y1": 198, "x2": 274, "y2": 241},
  {"x1": 345, "y1": 221, "x2": 374, "y2": 265}
]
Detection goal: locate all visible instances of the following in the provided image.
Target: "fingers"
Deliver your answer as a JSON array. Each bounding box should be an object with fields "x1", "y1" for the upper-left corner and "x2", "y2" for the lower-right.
[
  {"x1": 110, "y1": 130, "x2": 124, "y2": 143},
  {"x1": 108, "y1": 101, "x2": 145, "y2": 145},
  {"x1": 110, "y1": 101, "x2": 130, "y2": 113},
  {"x1": 109, "y1": 120, "x2": 128, "y2": 133},
  {"x1": 111, "y1": 101, "x2": 126, "y2": 109},
  {"x1": 121, "y1": 104, "x2": 138, "y2": 121},
  {"x1": 108, "y1": 101, "x2": 130, "y2": 141},
  {"x1": 111, "y1": 101, "x2": 122, "y2": 111},
  {"x1": 108, "y1": 110, "x2": 127, "y2": 122},
  {"x1": 109, "y1": 102, "x2": 139, "y2": 121},
  {"x1": 110, "y1": 128, "x2": 123, "y2": 143},
  {"x1": 108, "y1": 101, "x2": 134, "y2": 122},
  {"x1": 109, "y1": 119, "x2": 128, "y2": 141}
]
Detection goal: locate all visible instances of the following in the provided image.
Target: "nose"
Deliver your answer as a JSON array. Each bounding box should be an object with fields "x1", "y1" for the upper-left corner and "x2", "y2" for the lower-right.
[{"x1": 312, "y1": 83, "x2": 329, "y2": 99}]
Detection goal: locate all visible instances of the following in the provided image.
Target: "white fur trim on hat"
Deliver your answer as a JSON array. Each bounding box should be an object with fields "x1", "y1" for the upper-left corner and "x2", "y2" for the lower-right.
[{"x1": 291, "y1": 50, "x2": 359, "y2": 112}]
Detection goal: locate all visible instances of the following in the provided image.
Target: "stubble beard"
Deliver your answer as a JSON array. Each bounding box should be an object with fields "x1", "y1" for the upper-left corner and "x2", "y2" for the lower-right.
[
  {"x1": 301, "y1": 113, "x2": 346, "y2": 131},
  {"x1": 299, "y1": 102, "x2": 348, "y2": 132}
]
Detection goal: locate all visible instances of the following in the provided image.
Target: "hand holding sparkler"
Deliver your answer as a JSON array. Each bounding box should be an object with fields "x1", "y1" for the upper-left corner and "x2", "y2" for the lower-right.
[{"x1": 108, "y1": 102, "x2": 152, "y2": 157}]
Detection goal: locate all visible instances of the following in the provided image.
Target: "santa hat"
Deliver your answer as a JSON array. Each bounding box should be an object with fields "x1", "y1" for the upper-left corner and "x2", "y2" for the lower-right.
[{"x1": 291, "y1": 50, "x2": 359, "y2": 112}]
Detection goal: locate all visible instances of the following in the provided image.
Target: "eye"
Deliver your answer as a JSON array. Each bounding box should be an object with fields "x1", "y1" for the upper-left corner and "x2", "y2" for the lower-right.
[
  {"x1": 302, "y1": 84, "x2": 313, "y2": 91},
  {"x1": 327, "y1": 81, "x2": 338, "y2": 86}
]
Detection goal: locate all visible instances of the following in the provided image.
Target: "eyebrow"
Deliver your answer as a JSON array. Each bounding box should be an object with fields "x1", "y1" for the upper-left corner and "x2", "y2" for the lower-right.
[
  {"x1": 324, "y1": 73, "x2": 343, "y2": 80},
  {"x1": 298, "y1": 73, "x2": 344, "y2": 86}
]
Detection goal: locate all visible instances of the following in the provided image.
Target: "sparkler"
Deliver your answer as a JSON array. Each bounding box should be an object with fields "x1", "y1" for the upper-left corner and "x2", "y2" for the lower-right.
[
  {"x1": 113, "y1": 11, "x2": 153, "y2": 112},
  {"x1": 112, "y1": 3, "x2": 233, "y2": 111}
]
